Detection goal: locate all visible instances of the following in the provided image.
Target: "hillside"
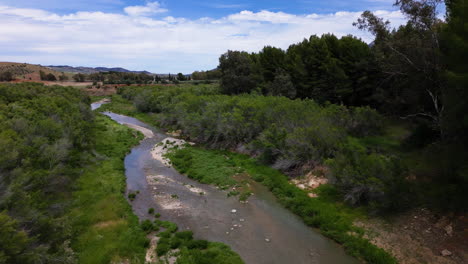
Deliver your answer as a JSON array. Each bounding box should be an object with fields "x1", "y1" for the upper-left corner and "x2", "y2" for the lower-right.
[
  {"x1": 0, "y1": 62, "x2": 63, "y2": 81},
  {"x1": 48, "y1": 65, "x2": 152, "y2": 75}
]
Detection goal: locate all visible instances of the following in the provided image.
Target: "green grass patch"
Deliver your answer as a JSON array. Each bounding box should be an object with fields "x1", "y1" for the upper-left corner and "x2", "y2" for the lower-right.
[
  {"x1": 68, "y1": 114, "x2": 147, "y2": 264},
  {"x1": 154, "y1": 226, "x2": 243, "y2": 264},
  {"x1": 166, "y1": 147, "x2": 239, "y2": 187}
]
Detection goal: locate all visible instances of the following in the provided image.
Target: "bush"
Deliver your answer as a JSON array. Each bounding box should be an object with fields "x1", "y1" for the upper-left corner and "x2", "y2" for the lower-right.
[
  {"x1": 0, "y1": 71, "x2": 13, "y2": 81},
  {"x1": 156, "y1": 242, "x2": 170, "y2": 256},
  {"x1": 148, "y1": 208, "x2": 155, "y2": 214},
  {"x1": 348, "y1": 106, "x2": 384, "y2": 137},
  {"x1": 327, "y1": 138, "x2": 409, "y2": 212},
  {"x1": 175, "y1": 231, "x2": 193, "y2": 240},
  {"x1": 128, "y1": 192, "x2": 137, "y2": 201},
  {"x1": 186, "y1": 239, "x2": 209, "y2": 250},
  {"x1": 141, "y1": 220, "x2": 154, "y2": 233},
  {"x1": 170, "y1": 238, "x2": 182, "y2": 249}
]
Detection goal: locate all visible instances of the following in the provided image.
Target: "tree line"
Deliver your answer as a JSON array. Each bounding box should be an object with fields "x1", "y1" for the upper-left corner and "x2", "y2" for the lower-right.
[
  {"x1": 213, "y1": 0, "x2": 467, "y2": 210},
  {"x1": 71, "y1": 71, "x2": 191, "y2": 85}
]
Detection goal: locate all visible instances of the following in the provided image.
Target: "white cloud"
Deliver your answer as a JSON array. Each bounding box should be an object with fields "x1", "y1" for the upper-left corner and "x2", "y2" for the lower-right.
[
  {"x1": 124, "y1": 1, "x2": 167, "y2": 16},
  {"x1": 0, "y1": 5, "x2": 406, "y2": 73}
]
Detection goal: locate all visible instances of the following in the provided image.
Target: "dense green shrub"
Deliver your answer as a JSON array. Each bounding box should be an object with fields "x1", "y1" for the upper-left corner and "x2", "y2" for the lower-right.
[
  {"x1": 326, "y1": 138, "x2": 409, "y2": 211},
  {"x1": 0, "y1": 83, "x2": 94, "y2": 262},
  {"x1": 141, "y1": 220, "x2": 154, "y2": 233},
  {"x1": 156, "y1": 242, "x2": 170, "y2": 256},
  {"x1": 175, "y1": 231, "x2": 194, "y2": 240}
]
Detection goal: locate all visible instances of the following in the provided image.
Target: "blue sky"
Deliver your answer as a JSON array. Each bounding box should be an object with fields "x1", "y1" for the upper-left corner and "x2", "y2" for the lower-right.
[
  {"x1": 0, "y1": 0, "x2": 399, "y2": 17},
  {"x1": 0, "y1": 0, "x2": 412, "y2": 73}
]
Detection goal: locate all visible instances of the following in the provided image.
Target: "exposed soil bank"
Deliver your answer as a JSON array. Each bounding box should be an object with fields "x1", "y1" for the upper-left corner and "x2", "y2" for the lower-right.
[{"x1": 96, "y1": 109, "x2": 358, "y2": 264}]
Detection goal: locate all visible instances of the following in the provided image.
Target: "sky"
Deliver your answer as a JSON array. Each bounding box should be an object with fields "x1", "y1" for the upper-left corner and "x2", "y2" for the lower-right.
[{"x1": 0, "y1": 0, "x2": 411, "y2": 73}]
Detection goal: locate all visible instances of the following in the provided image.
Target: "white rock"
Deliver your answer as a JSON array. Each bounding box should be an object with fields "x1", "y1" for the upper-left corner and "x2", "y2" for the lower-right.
[
  {"x1": 231, "y1": 209, "x2": 237, "y2": 213},
  {"x1": 441, "y1": 249, "x2": 452, "y2": 256},
  {"x1": 265, "y1": 238, "x2": 270, "y2": 242}
]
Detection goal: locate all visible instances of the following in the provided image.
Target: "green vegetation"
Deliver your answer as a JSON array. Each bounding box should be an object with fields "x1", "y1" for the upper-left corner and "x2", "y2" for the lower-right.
[
  {"x1": 153, "y1": 223, "x2": 243, "y2": 264},
  {"x1": 104, "y1": 0, "x2": 468, "y2": 214},
  {"x1": 166, "y1": 147, "x2": 238, "y2": 187},
  {"x1": 0, "y1": 83, "x2": 148, "y2": 263},
  {"x1": 68, "y1": 114, "x2": 147, "y2": 263},
  {"x1": 39, "y1": 70, "x2": 57, "y2": 81},
  {"x1": 138, "y1": 218, "x2": 242, "y2": 263},
  {"x1": 0, "y1": 71, "x2": 13, "y2": 81},
  {"x1": 114, "y1": 85, "x2": 405, "y2": 212},
  {"x1": 0, "y1": 83, "x2": 94, "y2": 262},
  {"x1": 167, "y1": 146, "x2": 396, "y2": 264}
]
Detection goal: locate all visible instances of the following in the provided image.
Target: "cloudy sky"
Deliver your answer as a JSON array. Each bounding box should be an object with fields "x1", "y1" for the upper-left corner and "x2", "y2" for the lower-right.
[{"x1": 0, "y1": 0, "x2": 408, "y2": 73}]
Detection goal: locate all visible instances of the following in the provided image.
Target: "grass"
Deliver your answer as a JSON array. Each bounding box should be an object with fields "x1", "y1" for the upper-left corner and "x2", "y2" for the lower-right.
[
  {"x1": 68, "y1": 114, "x2": 148, "y2": 264},
  {"x1": 137, "y1": 219, "x2": 243, "y2": 263},
  {"x1": 166, "y1": 147, "x2": 239, "y2": 187},
  {"x1": 153, "y1": 225, "x2": 243, "y2": 264},
  {"x1": 168, "y1": 146, "x2": 397, "y2": 264}
]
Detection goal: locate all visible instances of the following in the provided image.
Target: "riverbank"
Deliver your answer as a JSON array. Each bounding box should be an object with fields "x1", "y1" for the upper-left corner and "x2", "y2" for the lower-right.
[
  {"x1": 93, "y1": 107, "x2": 246, "y2": 263},
  {"x1": 68, "y1": 114, "x2": 148, "y2": 263}
]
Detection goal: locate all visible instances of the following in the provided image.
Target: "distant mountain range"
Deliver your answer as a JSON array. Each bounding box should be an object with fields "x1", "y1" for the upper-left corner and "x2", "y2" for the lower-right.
[{"x1": 47, "y1": 65, "x2": 153, "y2": 75}]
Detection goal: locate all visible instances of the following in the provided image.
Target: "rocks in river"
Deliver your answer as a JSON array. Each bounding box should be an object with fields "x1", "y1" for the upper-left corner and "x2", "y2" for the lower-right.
[
  {"x1": 265, "y1": 238, "x2": 270, "y2": 243},
  {"x1": 441, "y1": 249, "x2": 452, "y2": 256},
  {"x1": 239, "y1": 218, "x2": 245, "y2": 222},
  {"x1": 231, "y1": 209, "x2": 237, "y2": 213}
]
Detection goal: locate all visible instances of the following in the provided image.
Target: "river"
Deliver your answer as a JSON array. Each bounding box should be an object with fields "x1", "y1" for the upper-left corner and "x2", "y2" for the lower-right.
[{"x1": 91, "y1": 101, "x2": 358, "y2": 264}]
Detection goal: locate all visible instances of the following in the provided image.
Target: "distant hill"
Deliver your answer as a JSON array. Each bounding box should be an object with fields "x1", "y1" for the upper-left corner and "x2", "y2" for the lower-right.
[
  {"x1": 47, "y1": 65, "x2": 153, "y2": 75},
  {"x1": 0, "y1": 62, "x2": 63, "y2": 81}
]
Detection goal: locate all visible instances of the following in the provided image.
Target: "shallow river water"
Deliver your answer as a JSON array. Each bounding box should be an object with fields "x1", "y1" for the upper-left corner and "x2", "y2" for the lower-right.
[{"x1": 92, "y1": 102, "x2": 358, "y2": 264}]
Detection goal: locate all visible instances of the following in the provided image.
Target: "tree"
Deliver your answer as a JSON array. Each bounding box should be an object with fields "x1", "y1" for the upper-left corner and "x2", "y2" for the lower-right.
[
  {"x1": 177, "y1": 73, "x2": 187, "y2": 81},
  {"x1": 0, "y1": 71, "x2": 13, "y2": 81},
  {"x1": 0, "y1": 212, "x2": 31, "y2": 264},
  {"x1": 89, "y1": 73, "x2": 104, "y2": 82},
  {"x1": 267, "y1": 68, "x2": 296, "y2": 98},
  {"x1": 441, "y1": 0, "x2": 468, "y2": 145},
  {"x1": 39, "y1": 70, "x2": 47, "y2": 81},
  {"x1": 354, "y1": 0, "x2": 446, "y2": 136},
  {"x1": 219, "y1": 50, "x2": 258, "y2": 94},
  {"x1": 438, "y1": 0, "x2": 468, "y2": 207},
  {"x1": 73, "y1": 73, "x2": 86, "y2": 82},
  {"x1": 258, "y1": 46, "x2": 286, "y2": 83},
  {"x1": 46, "y1": 73, "x2": 56, "y2": 81},
  {"x1": 58, "y1": 74, "x2": 69, "y2": 81}
]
